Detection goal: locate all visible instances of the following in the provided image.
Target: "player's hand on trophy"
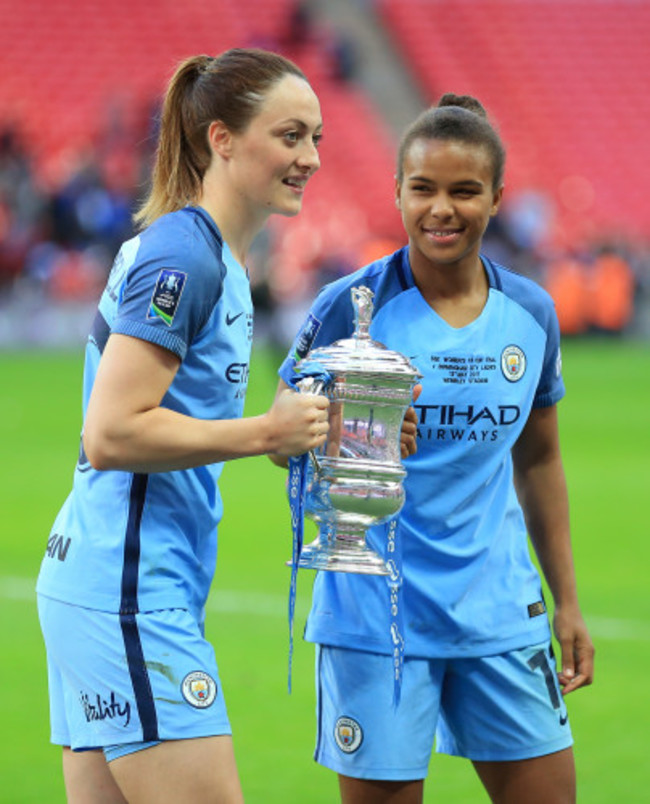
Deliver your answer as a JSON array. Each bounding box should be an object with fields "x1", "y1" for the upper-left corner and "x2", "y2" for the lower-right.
[
  {"x1": 265, "y1": 388, "x2": 330, "y2": 456},
  {"x1": 400, "y1": 383, "x2": 422, "y2": 459}
]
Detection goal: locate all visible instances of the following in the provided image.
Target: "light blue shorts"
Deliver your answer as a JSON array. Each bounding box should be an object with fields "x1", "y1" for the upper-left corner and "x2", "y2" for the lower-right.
[
  {"x1": 38, "y1": 595, "x2": 231, "y2": 756},
  {"x1": 315, "y1": 642, "x2": 573, "y2": 780}
]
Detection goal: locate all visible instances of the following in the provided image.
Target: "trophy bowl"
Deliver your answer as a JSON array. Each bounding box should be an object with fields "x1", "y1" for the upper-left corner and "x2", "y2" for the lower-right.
[{"x1": 292, "y1": 286, "x2": 421, "y2": 575}]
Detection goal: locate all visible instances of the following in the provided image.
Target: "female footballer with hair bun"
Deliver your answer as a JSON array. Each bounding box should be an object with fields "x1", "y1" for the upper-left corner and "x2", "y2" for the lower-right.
[{"x1": 276, "y1": 93, "x2": 594, "y2": 804}]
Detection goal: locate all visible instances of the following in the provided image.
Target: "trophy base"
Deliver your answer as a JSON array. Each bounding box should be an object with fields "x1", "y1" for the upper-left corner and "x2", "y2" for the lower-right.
[{"x1": 287, "y1": 535, "x2": 390, "y2": 576}]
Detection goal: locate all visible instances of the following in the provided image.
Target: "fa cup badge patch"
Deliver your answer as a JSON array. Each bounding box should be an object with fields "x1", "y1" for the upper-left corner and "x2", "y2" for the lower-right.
[{"x1": 148, "y1": 268, "x2": 187, "y2": 325}]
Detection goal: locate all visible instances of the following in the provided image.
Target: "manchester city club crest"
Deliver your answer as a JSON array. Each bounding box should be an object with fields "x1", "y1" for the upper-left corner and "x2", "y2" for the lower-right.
[
  {"x1": 181, "y1": 670, "x2": 217, "y2": 708},
  {"x1": 501, "y1": 345, "x2": 527, "y2": 382},
  {"x1": 334, "y1": 716, "x2": 363, "y2": 754}
]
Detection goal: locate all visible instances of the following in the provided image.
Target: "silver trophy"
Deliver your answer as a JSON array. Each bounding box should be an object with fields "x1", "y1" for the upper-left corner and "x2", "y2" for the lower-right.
[{"x1": 293, "y1": 286, "x2": 422, "y2": 575}]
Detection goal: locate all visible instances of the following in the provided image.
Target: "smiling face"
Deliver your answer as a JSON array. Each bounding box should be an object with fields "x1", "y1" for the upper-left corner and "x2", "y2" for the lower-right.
[
  {"x1": 225, "y1": 73, "x2": 323, "y2": 219},
  {"x1": 396, "y1": 137, "x2": 503, "y2": 279}
]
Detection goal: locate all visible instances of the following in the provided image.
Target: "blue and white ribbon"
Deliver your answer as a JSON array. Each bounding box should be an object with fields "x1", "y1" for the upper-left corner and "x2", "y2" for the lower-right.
[
  {"x1": 286, "y1": 365, "x2": 332, "y2": 693},
  {"x1": 287, "y1": 452, "x2": 307, "y2": 693},
  {"x1": 385, "y1": 517, "x2": 405, "y2": 706}
]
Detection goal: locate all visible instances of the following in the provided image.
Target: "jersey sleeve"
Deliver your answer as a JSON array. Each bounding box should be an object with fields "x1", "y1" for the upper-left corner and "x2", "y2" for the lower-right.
[
  {"x1": 533, "y1": 298, "x2": 565, "y2": 408},
  {"x1": 278, "y1": 250, "x2": 409, "y2": 385},
  {"x1": 112, "y1": 223, "x2": 224, "y2": 361},
  {"x1": 278, "y1": 276, "x2": 366, "y2": 384},
  {"x1": 490, "y1": 259, "x2": 566, "y2": 409}
]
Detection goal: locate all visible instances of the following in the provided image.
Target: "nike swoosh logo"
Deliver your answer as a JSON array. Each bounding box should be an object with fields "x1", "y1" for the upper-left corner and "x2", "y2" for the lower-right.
[
  {"x1": 559, "y1": 712, "x2": 569, "y2": 726},
  {"x1": 226, "y1": 312, "x2": 244, "y2": 326}
]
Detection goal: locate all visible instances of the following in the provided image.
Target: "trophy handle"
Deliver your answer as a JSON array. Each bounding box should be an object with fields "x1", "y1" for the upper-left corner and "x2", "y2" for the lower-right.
[
  {"x1": 295, "y1": 376, "x2": 326, "y2": 478},
  {"x1": 296, "y1": 376, "x2": 326, "y2": 395}
]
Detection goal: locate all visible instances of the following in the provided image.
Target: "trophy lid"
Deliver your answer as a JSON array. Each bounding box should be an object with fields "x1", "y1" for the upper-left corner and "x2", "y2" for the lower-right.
[{"x1": 297, "y1": 286, "x2": 422, "y2": 382}]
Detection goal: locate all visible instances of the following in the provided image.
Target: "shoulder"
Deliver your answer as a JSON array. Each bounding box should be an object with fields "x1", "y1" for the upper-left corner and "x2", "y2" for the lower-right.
[
  {"x1": 284, "y1": 247, "x2": 409, "y2": 363},
  {"x1": 134, "y1": 208, "x2": 227, "y2": 299},
  {"x1": 485, "y1": 256, "x2": 557, "y2": 332},
  {"x1": 140, "y1": 208, "x2": 224, "y2": 269},
  {"x1": 313, "y1": 247, "x2": 409, "y2": 315}
]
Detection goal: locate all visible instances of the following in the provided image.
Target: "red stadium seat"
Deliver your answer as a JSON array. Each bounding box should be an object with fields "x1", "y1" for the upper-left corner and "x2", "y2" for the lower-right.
[
  {"x1": 1, "y1": 0, "x2": 401, "y2": 276},
  {"x1": 378, "y1": 0, "x2": 650, "y2": 246}
]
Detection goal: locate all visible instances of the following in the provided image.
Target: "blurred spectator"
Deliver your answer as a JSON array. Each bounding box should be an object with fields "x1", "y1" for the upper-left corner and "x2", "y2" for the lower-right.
[
  {"x1": 587, "y1": 246, "x2": 636, "y2": 335},
  {"x1": 544, "y1": 256, "x2": 590, "y2": 336},
  {"x1": 0, "y1": 34, "x2": 647, "y2": 347},
  {"x1": 284, "y1": 0, "x2": 314, "y2": 47},
  {"x1": 49, "y1": 150, "x2": 133, "y2": 252},
  {"x1": 0, "y1": 125, "x2": 47, "y2": 288},
  {"x1": 327, "y1": 31, "x2": 358, "y2": 82},
  {"x1": 501, "y1": 188, "x2": 555, "y2": 252}
]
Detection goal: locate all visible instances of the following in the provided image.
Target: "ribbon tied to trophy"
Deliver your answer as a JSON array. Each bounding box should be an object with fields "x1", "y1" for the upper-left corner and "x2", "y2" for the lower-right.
[{"x1": 286, "y1": 286, "x2": 421, "y2": 701}]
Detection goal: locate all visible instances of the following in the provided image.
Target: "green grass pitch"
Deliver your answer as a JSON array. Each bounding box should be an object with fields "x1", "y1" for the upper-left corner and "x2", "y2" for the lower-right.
[{"x1": 1, "y1": 339, "x2": 648, "y2": 802}]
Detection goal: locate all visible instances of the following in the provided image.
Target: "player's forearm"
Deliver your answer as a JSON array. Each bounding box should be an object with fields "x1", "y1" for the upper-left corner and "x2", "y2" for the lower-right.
[
  {"x1": 84, "y1": 386, "x2": 328, "y2": 473},
  {"x1": 515, "y1": 456, "x2": 581, "y2": 609},
  {"x1": 83, "y1": 407, "x2": 279, "y2": 473},
  {"x1": 268, "y1": 452, "x2": 289, "y2": 469}
]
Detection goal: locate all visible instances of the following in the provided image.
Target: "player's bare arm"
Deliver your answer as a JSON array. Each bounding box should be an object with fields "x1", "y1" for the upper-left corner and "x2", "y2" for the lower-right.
[
  {"x1": 513, "y1": 405, "x2": 595, "y2": 693},
  {"x1": 84, "y1": 334, "x2": 329, "y2": 473}
]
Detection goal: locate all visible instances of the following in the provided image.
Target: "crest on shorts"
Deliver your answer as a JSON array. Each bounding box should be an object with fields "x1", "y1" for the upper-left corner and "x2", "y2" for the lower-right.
[
  {"x1": 501, "y1": 345, "x2": 526, "y2": 382},
  {"x1": 334, "y1": 716, "x2": 363, "y2": 754},
  {"x1": 181, "y1": 670, "x2": 217, "y2": 708}
]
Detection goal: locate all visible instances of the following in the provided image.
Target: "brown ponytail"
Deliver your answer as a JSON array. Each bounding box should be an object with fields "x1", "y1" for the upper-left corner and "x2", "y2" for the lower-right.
[{"x1": 134, "y1": 49, "x2": 308, "y2": 229}]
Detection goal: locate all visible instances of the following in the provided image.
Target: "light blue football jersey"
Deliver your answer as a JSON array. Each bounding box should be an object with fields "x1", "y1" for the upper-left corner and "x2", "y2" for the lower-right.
[
  {"x1": 279, "y1": 247, "x2": 564, "y2": 658},
  {"x1": 37, "y1": 207, "x2": 253, "y2": 616}
]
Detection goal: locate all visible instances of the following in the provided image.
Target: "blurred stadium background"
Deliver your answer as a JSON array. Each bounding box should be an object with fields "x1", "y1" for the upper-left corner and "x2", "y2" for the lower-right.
[
  {"x1": 1, "y1": 0, "x2": 649, "y2": 347},
  {"x1": 1, "y1": 0, "x2": 649, "y2": 801}
]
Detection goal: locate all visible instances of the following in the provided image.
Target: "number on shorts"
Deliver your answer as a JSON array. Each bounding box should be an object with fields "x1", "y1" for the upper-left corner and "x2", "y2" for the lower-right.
[{"x1": 527, "y1": 648, "x2": 561, "y2": 709}]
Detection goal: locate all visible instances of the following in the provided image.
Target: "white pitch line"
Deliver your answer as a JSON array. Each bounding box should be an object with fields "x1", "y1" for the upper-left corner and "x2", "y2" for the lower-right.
[
  {"x1": 3, "y1": 576, "x2": 648, "y2": 641},
  {"x1": 580, "y1": 616, "x2": 650, "y2": 642},
  {"x1": 206, "y1": 589, "x2": 312, "y2": 618},
  {"x1": 0, "y1": 576, "x2": 311, "y2": 618}
]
